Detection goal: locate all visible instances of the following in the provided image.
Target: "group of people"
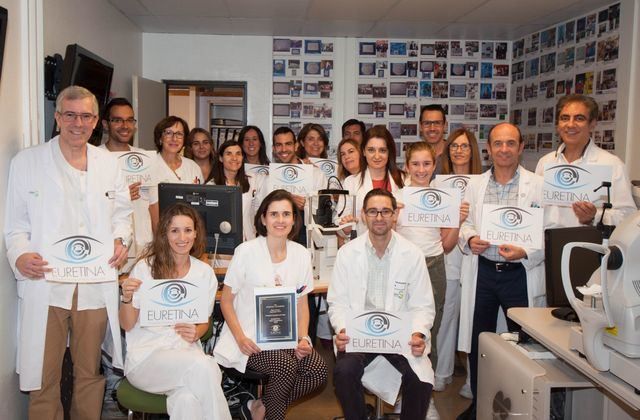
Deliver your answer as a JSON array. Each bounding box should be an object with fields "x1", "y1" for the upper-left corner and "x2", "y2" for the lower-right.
[{"x1": 4, "y1": 84, "x2": 637, "y2": 420}]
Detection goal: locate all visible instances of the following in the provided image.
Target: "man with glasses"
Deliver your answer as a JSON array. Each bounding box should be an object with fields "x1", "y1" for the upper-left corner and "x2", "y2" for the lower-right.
[
  {"x1": 535, "y1": 94, "x2": 635, "y2": 228},
  {"x1": 419, "y1": 104, "x2": 447, "y2": 175},
  {"x1": 328, "y1": 188, "x2": 435, "y2": 420},
  {"x1": 4, "y1": 86, "x2": 132, "y2": 419},
  {"x1": 456, "y1": 123, "x2": 546, "y2": 420}
]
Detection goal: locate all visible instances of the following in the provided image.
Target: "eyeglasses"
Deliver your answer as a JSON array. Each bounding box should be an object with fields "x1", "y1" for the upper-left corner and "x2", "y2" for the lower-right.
[
  {"x1": 163, "y1": 129, "x2": 185, "y2": 139},
  {"x1": 58, "y1": 111, "x2": 96, "y2": 123},
  {"x1": 364, "y1": 208, "x2": 395, "y2": 218},
  {"x1": 450, "y1": 143, "x2": 470, "y2": 151},
  {"x1": 420, "y1": 120, "x2": 444, "y2": 128},
  {"x1": 109, "y1": 118, "x2": 137, "y2": 125}
]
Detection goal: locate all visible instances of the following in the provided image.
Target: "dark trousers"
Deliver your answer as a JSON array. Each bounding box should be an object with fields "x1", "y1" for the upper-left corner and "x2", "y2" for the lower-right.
[
  {"x1": 334, "y1": 352, "x2": 432, "y2": 420},
  {"x1": 469, "y1": 258, "x2": 528, "y2": 407}
]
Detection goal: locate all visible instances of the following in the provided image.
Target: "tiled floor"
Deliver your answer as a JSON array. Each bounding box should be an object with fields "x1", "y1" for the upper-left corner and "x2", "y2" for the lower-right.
[{"x1": 101, "y1": 344, "x2": 472, "y2": 419}]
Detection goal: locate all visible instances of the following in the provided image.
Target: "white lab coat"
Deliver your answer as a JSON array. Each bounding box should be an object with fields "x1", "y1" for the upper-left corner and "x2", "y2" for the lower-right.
[
  {"x1": 327, "y1": 231, "x2": 435, "y2": 385},
  {"x1": 4, "y1": 137, "x2": 133, "y2": 391},
  {"x1": 342, "y1": 169, "x2": 404, "y2": 235},
  {"x1": 213, "y1": 236, "x2": 314, "y2": 372},
  {"x1": 535, "y1": 140, "x2": 637, "y2": 228},
  {"x1": 457, "y1": 167, "x2": 547, "y2": 353}
]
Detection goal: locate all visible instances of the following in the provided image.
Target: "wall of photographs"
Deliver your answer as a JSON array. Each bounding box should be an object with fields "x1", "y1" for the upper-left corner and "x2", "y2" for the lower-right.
[
  {"x1": 354, "y1": 39, "x2": 511, "y2": 164},
  {"x1": 272, "y1": 37, "x2": 337, "y2": 153},
  {"x1": 511, "y1": 2, "x2": 621, "y2": 169}
]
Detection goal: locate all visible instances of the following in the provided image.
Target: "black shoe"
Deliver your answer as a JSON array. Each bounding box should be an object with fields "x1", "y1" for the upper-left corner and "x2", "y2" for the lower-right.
[{"x1": 456, "y1": 403, "x2": 476, "y2": 420}]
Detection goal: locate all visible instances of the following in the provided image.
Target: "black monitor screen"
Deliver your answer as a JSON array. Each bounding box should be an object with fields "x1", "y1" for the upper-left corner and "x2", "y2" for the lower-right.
[
  {"x1": 544, "y1": 226, "x2": 603, "y2": 307},
  {"x1": 158, "y1": 183, "x2": 243, "y2": 255}
]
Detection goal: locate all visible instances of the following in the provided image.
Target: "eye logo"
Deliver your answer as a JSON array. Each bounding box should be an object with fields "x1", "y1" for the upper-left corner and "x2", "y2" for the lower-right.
[
  {"x1": 66, "y1": 238, "x2": 91, "y2": 261},
  {"x1": 150, "y1": 280, "x2": 197, "y2": 307},
  {"x1": 501, "y1": 209, "x2": 522, "y2": 227},
  {"x1": 410, "y1": 188, "x2": 451, "y2": 212},
  {"x1": 547, "y1": 164, "x2": 591, "y2": 190},
  {"x1": 255, "y1": 166, "x2": 270, "y2": 176},
  {"x1": 52, "y1": 235, "x2": 104, "y2": 264},
  {"x1": 278, "y1": 164, "x2": 303, "y2": 184},
  {"x1": 449, "y1": 176, "x2": 469, "y2": 192},
  {"x1": 120, "y1": 152, "x2": 148, "y2": 173},
  {"x1": 315, "y1": 160, "x2": 336, "y2": 177},
  {"x1": 491, "y1": 206, "x2": 532, "y2": 231},
  {"x1": 354, "y1": 311, "x2": 402, "y2": 337}
]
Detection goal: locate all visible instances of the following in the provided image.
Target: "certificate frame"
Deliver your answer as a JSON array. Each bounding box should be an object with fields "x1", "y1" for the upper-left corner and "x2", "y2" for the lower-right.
[{"x1": 254, "y1": 287, "x2": 298, "y2": 350}]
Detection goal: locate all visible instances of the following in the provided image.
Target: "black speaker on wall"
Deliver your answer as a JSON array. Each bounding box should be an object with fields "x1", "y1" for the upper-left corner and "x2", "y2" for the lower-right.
[{"x1": 0, "y1": 6, "x2": 7, "y2": 81}]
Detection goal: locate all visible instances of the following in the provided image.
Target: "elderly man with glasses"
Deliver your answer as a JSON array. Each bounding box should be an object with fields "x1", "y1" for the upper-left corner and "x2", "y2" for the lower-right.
[{"x1": 4, "y1": 86, "x2": 132, "y2": 419}]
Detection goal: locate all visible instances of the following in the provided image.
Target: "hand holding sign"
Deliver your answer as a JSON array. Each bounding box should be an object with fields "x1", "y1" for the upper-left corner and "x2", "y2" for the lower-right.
[
  {"x1": 121, "y1": 277, "x2": 142, "y2": 303},
  {"x1": 16, "y1": 253, "x2": 51, "y2": 279}
]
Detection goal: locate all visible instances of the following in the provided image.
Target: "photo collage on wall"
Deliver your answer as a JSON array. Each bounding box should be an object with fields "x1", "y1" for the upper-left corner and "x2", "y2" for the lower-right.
[
  {"x1": 356, "y1": 38, "x2": 510, "y2": 164},
  {"x1": 511, "y1": 1, "x2": 620, "y2": 162},
  {"x1": 272, "y1": 38, "x2": 335, "y2": 144}
]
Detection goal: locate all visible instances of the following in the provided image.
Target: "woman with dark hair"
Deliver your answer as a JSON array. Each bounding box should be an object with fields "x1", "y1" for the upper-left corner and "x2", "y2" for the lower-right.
[
  {"x1": 341, "y1": 125, "x2": 405, "y2": 235},
  {"x1": 214, "y1": 190, "x2": 328, "y2": 420},
  {"x1": 433, "y1": 128, "x2": 482, "y2": 399},
  {"x1": 297, "y1": 123, "x2": 329, "y2": 161},
  {"x1": 336, "y1": 138, "x2": 361, "y2": 181},
  {"x1": 185, "y1": 128, "x2": 215, "y2": 182},
  {"x1": 148, "y1": 116, "x2": 203, "y2": 233},
  {"x1": 238, "y1": 125, "x2": 270, "y2": 165},
  {"x1": 119, "y1": 203, "x2": 230, "y2": 420},
  {"x1": 208, "y1": 140, "x2": 261, "y2": 240}
]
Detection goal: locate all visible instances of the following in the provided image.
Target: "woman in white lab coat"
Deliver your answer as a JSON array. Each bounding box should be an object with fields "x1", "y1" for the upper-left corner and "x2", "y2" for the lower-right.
[
  {"x1": 214, "y1": 190, "x2": 328, "y2": 420},
  {"x1": 207, "y1": 140, "x2": 259, "y2": 241},
  {"x1": 342, "y1": 125, "x2": 405, "y2": 235},
  {"x1": 148, "y1": 116, "x2": 203, "y2": 233},
  {"x1": 4, "y1": 139, "x2": 132, "y2": 392},
  {"x1": 119, "y1": 203, "x2": 230, "y2": 420},
  {"x1": 434, "y1": 128, "x2": 482, "y2": 397}
]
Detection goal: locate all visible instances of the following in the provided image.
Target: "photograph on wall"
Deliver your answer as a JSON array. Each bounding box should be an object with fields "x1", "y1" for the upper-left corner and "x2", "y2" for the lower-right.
[{"x1": 465, "y1": 41, "x2": 480, "y2": 57}]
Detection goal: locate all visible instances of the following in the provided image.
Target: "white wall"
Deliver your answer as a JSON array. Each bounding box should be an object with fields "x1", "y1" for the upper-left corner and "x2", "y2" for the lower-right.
[
  {"x1": 43, "y1": 0, "x2": 142, "y2": 98},
  {"x1": 143, "y1": 34, "x2": 272, "y2": 141},
  {"x1": 0, "y1": 0, "x2": 31, "y2": 418},
  {"x1": 620, "y1": 0, "x2": 639, "y2": 180}
]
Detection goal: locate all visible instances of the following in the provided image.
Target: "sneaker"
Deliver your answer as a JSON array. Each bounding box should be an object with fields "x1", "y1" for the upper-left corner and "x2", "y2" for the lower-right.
[
  {"x1": 459, "y1": 383, "x2": 473, "y2": 399},
  {"x1": 433, "y1": 375, "x2": 452, "y2": 392},
  {"x1": 426, "y1": 398, "x2": 440, "y2": 420}
]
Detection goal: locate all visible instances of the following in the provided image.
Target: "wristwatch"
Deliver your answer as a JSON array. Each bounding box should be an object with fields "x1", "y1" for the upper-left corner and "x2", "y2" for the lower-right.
[{"x1": 115, "y1": 237, "x2": 129, "y2": 248}]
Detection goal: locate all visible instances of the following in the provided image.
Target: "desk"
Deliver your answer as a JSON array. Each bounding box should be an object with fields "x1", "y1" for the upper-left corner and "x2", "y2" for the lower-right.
[{"x1": 508, "y1": 307, "x2": 640, "y2": 416}]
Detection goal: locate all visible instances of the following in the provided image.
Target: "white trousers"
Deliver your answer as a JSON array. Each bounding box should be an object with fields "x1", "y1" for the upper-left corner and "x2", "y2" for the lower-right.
[
  {"x1": 435, "y1": 278, "x2": 461, "y2": 379},
  {"x1": 127, "y1": 347, "x2": 231, "y2": 420}
]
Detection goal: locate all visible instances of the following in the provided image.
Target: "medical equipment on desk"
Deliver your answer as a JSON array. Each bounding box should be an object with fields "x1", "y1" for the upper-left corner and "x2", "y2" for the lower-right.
[
  {"x1": 305, "y1": 189, "x2": 355, "y2": 280},
  {"x1": 561, "y1": 210, "x2": 640, "y2": 391}
]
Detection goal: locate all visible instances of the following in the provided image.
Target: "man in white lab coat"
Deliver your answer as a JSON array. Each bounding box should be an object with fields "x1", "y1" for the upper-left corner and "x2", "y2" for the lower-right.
[
  {"x1": 456, "y1": 123, "x2": 546, "y2": 420},
  {"x1": 328, "y1": 188, "x2": 435, "y2": 420},
  {"x1": 4, "y1": 86, "x2": 132, "y2": 419},
  {"x1": 535, "y1": 94, "x2": 636, "y2": 228}
]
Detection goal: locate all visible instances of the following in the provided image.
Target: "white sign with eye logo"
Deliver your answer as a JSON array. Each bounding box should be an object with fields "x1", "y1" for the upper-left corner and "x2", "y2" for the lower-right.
[
  {"x1": 400, "y1": 187, "x2": 461, "y2": 228},
  {"x1": 346, "y1": 310, "x2": 412, "y2": 354},
  {"x1": 115, "y1": 150, "x2": 157, "y2": 190},
  {"x1": 542, "y1": 163, "x2": 612, "y2": 207},
  {"x1": 138, "y1": 279, "x2": 210, "y2": 327},
  {"x1": 268, "y1": 163, "x2": 314, "y2": 196},
  {"x1": 480, "y1": 204, "x2": 544, "y2": 249},
  {"x1": 43, "y1": 233, "x2": 117, "y2": 283}
]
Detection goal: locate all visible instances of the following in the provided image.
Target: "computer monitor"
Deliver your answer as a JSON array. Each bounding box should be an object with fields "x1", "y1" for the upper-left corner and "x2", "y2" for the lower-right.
[
  {"x1": 158, "y1": 183, "x2": 243, "y2": 255},
  {"x1": 544, "y1": 226, "x2": 603, "y2": 309}
]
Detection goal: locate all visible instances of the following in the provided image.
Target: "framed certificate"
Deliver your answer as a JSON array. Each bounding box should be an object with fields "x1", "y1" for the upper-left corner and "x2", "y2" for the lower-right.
[{"x1": 254, "y1": 287, "x2": 298, "y2": 350}]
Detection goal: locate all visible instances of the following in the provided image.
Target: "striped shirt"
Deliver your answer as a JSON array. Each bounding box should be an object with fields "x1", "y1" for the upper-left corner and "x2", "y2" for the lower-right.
[{"x1": 364, "y1": 235, "x2": 396, "y2": 310}]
